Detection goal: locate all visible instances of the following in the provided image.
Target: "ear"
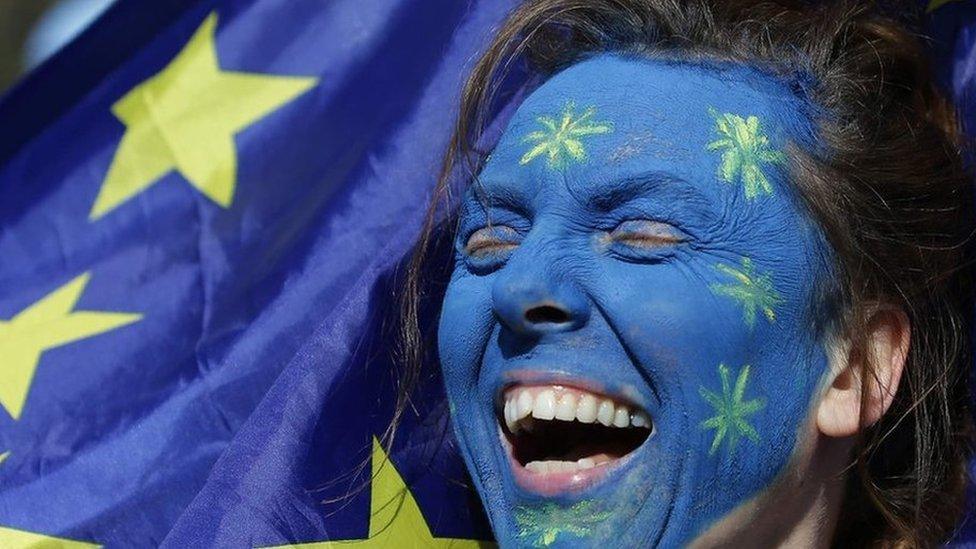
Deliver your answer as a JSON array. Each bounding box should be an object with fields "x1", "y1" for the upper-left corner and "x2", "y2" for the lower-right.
[{"x1": 817, "y1": 307, "x2": 910, "y2": 438}]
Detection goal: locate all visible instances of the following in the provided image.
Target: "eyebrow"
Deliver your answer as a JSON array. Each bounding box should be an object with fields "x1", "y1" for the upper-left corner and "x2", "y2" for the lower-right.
[
  {"x1": 584, "y1": 171, "x2": 714, "y2": 212},
  {"x1": 469, "y1": 180, "x2": 531, "y2": 214}
]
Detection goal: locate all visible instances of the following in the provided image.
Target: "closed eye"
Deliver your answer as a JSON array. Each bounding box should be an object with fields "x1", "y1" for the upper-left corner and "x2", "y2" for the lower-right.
[
  {"x1": 610, "y1": 219, "x2": 687, "y2": 248},
  {"x1": 464, "y1": 226, "x2": 520, "y2": 258}
]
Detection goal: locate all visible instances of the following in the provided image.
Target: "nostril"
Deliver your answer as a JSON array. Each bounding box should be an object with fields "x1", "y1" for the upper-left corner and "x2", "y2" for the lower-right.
[{"x1": 525, "y1": 305, "x2": 571, "y2": 325}]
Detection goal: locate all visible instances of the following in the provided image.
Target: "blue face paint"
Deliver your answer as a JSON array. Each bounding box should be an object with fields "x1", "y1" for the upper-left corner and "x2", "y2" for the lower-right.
[{"x1": 438, "y1": 54, "x2": 835, "y2": 547}]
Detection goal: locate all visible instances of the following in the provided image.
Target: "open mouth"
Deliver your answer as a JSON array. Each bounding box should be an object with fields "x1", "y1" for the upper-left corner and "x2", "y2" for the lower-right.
[{"x1": 498, "y1": 384, "x2": 654, "y2": 494}]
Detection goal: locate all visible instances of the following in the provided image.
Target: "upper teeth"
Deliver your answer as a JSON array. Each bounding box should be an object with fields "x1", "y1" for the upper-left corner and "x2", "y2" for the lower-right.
[{"x1": 502, "y1": 386, "x2": 652, "y2": 434}]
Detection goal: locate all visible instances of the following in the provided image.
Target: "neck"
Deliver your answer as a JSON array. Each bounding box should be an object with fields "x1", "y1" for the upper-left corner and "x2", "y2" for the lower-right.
[
  {"x1": 776, "y1": 434, "x2": 849, "y2": 548},
  {"x1": 690, "y1": 425, "x2": 851, "y2": 548}
]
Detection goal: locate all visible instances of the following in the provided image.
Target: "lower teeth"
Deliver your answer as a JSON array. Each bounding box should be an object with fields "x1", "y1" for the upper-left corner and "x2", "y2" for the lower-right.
[{"x1": 524, "y1": 456, "x2": 606, "y2": 474}]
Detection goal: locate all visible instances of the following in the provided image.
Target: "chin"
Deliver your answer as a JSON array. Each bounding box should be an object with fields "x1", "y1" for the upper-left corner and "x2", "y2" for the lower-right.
[{"x1": 451, "y1": 370, "x2": 688, "y2": 548}]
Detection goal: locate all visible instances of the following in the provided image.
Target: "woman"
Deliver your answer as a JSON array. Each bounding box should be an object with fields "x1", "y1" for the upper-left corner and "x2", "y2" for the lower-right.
[{"x1": 401, "y1": 0, "x2": 975, "y2": 546}]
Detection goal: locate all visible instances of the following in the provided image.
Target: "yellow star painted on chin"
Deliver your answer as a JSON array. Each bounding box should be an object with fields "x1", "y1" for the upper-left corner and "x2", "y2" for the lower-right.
[
  {"x1": 0, "y1": 526, "x2": 99, "y2": 548},
  {"x1": 89, "y1": 12, "x2": 318, "y2": 220},
  {"x1": 269, "y1": 438, "x2": 492, "y2": 548},
  {"x1": 0, "y1": 273, "x2": 141, "y2": 420},
  {"x1": 928, "y1": 0, "x2": 964, "y2": 12}
]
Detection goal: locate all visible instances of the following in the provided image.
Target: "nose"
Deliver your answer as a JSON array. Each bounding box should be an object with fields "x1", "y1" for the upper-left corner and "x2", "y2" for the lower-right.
[{"x1": 491, "y1": 263, "x2": 591, "y2": 336}]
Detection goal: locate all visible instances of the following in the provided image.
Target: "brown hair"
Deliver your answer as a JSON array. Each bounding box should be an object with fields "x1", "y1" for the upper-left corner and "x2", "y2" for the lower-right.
[{"x1": 399, "y1": 0, "x2": 975, "y2": 546}]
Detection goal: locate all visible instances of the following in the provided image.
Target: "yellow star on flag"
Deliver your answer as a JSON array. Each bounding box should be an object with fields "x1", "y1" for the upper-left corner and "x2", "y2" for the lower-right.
[
  {"x1": 0, "y1": 451, "x2": 8, "y2": 466},
  {"x1": 0, "y1": 273, "x2": 141, "y2": 420},
  {"x1": 928, "y1": 0, "x2": 964, "y2": 12},
  {"x1": 89, "y1": 12, "x2": 318, "y2": 220},
  {"x1": 270, "y1": 438, "x2": 491, "y2": 548},
  {"x1": 0, "y1": 526, "x2": 99, "y2": 548}
]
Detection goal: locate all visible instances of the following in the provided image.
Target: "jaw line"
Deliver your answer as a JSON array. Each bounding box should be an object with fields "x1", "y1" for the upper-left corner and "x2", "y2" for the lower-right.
[
  {"x1": 461, "y1": 380, "x2": 683, "y2": 547},
  {"x1": 473, "y1": 320, "x2": 670, "y2": 541},
  {"x1": 488, "y1": 413, "x2": 682, "y2": 547}
]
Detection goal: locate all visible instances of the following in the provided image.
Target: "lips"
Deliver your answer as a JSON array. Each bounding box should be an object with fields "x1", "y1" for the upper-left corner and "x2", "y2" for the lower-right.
[{"x1": 497, "y1": 383, "x2": 654, "y2": 495}]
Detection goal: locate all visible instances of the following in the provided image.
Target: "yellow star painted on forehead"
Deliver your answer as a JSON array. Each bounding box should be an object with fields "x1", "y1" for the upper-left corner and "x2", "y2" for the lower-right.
[
  {"x1": 520, "y1": 101, "x2": 613, "y2": 170},
  {"x1": 89, "y1": 12, "x2": 318, "y2": 220},
  {"x1": 0, "y1": 273, "x2": 141, "y2": 420},
  {"x1": 0, "y1": 526, "x2": 99, "y2": 548},
  {"x1": 267, "y1": 438, "x2": 490, "y2": 548}
]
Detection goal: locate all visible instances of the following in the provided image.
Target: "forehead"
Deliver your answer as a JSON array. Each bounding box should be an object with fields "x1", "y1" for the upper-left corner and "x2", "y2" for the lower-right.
[{"x1": 480, "y1": 54, "x2": 815, "y2": 205}]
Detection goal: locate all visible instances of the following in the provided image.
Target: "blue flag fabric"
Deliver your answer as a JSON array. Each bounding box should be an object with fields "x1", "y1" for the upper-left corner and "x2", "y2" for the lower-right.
[
  {"x1": 0, "y1": 0, "x2": 516, "y2": 546},
  {"x1": 928, "y1": 1, "x2": 976, "y2": 135},
  {"x1": 927, "y1": 2, "x2": 976, "y2": 544},
  {"x1": 1, "y1": 1, "x2": 976, "y2": 547}
]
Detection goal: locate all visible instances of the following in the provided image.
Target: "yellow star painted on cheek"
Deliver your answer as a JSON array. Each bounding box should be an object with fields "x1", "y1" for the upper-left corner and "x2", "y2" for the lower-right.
[
  {"x1": 267, "y1": 438, "x2": 490, "y2": 548},
  {"x1": 0, "y1": 526, "x2": 99, "y2": 548},
  {"x1": 0, "y1": 273, "x2": 141, "y2": 420},
  {"x1": 89, "y1": 12, "x2": 318, "y2": 220}
]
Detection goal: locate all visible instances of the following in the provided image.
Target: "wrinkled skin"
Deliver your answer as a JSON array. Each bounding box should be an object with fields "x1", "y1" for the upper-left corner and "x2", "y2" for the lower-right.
[{"x1": 437, "y1": 55, "x2": 836, "y2": 547}]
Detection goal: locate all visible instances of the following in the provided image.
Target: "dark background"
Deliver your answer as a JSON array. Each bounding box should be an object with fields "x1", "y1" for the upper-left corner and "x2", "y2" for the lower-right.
[{"x1": 0, "y1": 0, "x2": 111, "y2": 94}]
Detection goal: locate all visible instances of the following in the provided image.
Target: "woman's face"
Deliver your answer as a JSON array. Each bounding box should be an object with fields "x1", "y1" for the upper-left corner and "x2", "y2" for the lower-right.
[{"x1": 438, "y1": 55, "x2": 835, "y2": 547}]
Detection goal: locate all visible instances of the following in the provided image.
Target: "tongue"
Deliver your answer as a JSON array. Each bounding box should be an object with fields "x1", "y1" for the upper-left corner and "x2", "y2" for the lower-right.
[{"x1": 555, "y1": 446, "x2": 627, "y2": 462}]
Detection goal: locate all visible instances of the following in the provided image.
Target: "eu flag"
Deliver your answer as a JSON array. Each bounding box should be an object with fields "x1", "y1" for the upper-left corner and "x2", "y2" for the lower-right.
[{"x1": 0, "y1": 0, "x2": 515, "y2": 545}]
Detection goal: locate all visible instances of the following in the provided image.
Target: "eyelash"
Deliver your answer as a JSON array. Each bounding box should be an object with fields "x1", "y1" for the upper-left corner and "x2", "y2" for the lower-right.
[
  {"x1": 460, "y1": 219, "x2": 688, "y2": 270},
  {"x1": 463, "y1": 226, "x2": 521, "y2": 259},
  {"x1": 465, "y1": 236, "x2": 517, "y2": 257},
  {"x1": 609, "y1": 220, "x2": 687, "y2": 247},
  {"x1": 611, "y1": 231, "x2": 685, "y2": 247}
]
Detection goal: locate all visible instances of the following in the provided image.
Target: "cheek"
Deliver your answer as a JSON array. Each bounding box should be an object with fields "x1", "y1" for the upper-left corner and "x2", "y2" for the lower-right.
[
  {"x1": 437, "y1": 273, "x2": 496, "y2": 392},
  {"x1": 594, "y1": 257, "x2": 825, "y2": 387},
  {"x1": 593, "y1": 263, "x2": 751, "y2": 381},
  {"x1": 593, "y1": 260, "x2": 829, "y2": 496}
]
